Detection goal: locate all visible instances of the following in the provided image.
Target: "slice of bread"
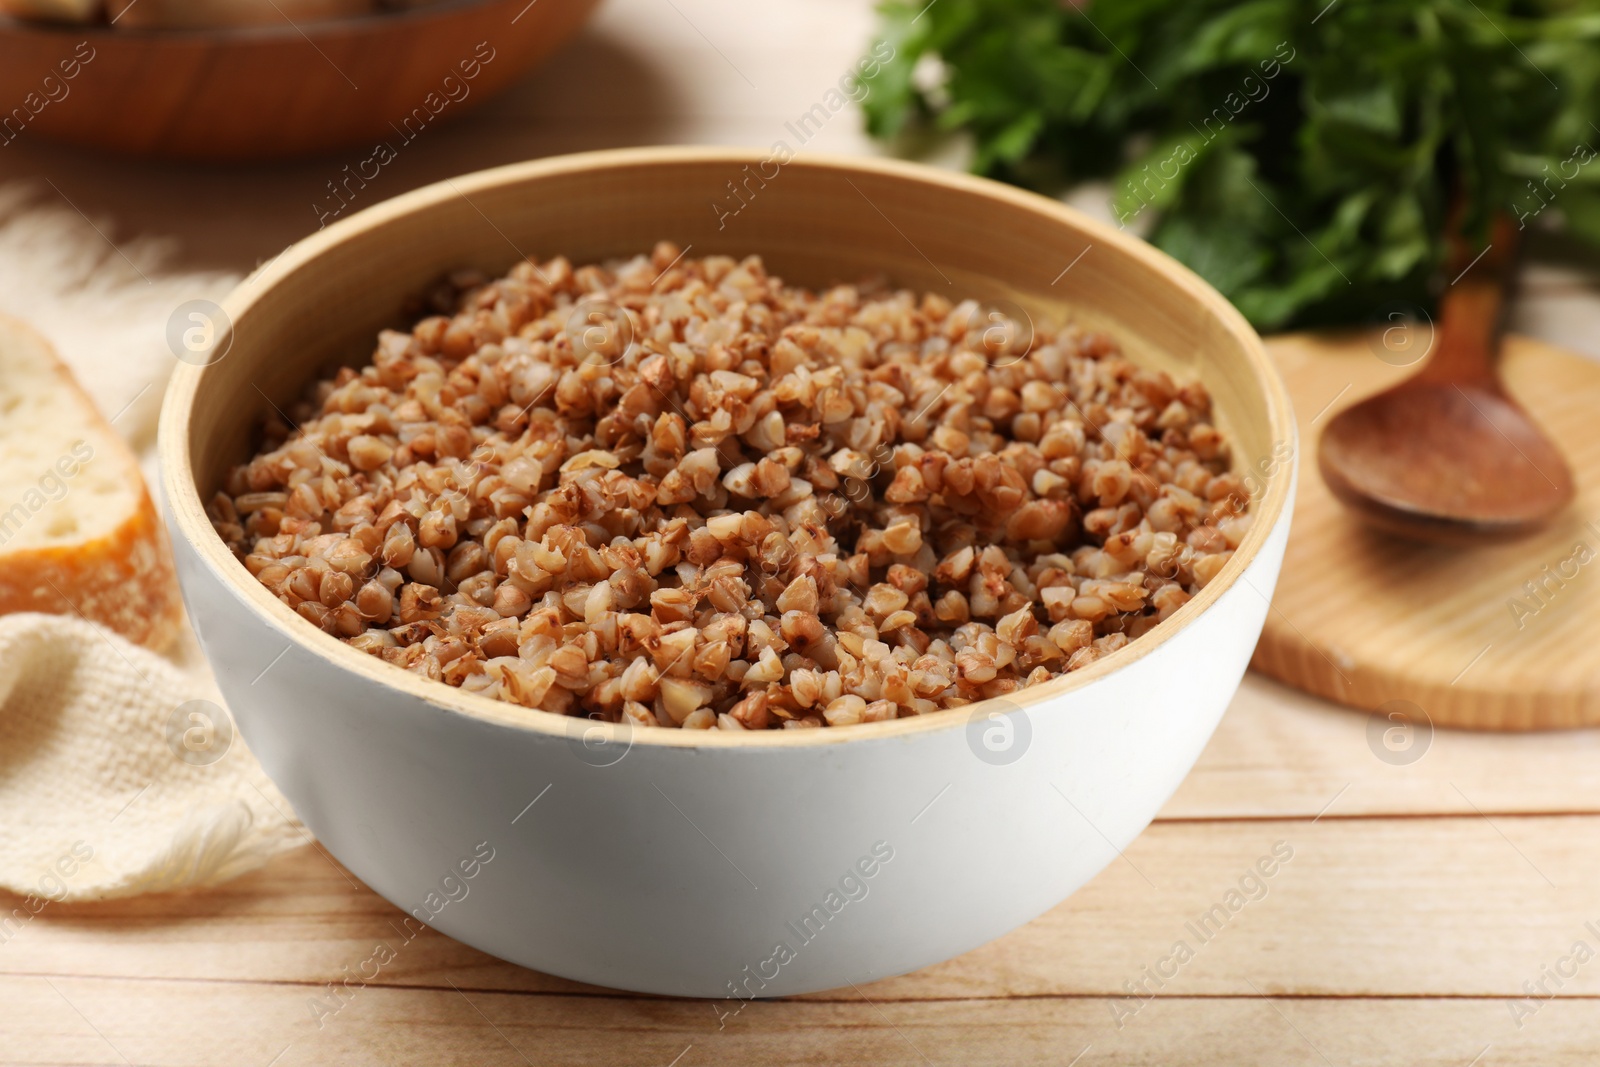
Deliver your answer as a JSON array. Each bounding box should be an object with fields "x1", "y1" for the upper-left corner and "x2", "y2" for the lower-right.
[{"x1": 0, "y1": 316, "x2": 182, "y2": 649}]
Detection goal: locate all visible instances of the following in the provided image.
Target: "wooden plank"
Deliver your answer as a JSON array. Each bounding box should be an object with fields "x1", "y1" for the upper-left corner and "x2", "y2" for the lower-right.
[
  {"x1": 6, "y1": 816, "x2": 1597, "y2": 1001},
  {"x1": 1166, "y1": 674, "x2": 1600, "y2": 818},
  {"x1": 3, "y1": 974, "x2": 1591, "y2": 1067}
]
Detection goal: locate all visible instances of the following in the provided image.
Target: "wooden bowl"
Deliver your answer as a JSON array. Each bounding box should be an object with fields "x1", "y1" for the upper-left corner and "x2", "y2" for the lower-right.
[
  {"x1": 0, "y1": 0, "x2": 600, "y2": 161},
  {"x1": 159, "y1": 148, "x2": 1295, "y2": 996}
]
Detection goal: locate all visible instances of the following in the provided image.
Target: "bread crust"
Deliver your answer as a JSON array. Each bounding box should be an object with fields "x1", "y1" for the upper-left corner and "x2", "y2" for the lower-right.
[
  {"x1": 0, "y1": 315, "x2": 184, "y2": 650},
  {"x1": 0, "y1": 488, "x2": 183, "y2": 649}
]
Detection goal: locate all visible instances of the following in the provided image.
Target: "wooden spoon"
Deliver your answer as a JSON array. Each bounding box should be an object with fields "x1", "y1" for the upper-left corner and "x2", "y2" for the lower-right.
[{"x1": 1317, "y1": 217, "x2": 1575, "y2": 544}]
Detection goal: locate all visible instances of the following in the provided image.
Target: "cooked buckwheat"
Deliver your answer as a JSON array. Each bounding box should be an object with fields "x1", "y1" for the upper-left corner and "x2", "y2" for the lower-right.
[{"x1": 211, "y1": 244, "x2": 1250, "y2": 729}]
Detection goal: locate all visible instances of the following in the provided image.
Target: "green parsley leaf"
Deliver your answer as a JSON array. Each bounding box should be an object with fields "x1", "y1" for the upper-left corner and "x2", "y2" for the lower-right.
[{"x1": 861, "y1": 0, "x2": 1600, "y2": 330}]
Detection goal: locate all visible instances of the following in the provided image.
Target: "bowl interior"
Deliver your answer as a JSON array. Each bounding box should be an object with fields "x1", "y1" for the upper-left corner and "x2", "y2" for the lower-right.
[{"x1": 164, "y1": 147, "x2": 1295, "y2": 738}]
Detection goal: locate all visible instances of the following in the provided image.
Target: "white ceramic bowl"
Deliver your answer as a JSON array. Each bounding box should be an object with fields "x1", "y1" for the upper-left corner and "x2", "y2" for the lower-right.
[{"x1": 159, "y1": 147, "x2": 1295, "y2": 998}]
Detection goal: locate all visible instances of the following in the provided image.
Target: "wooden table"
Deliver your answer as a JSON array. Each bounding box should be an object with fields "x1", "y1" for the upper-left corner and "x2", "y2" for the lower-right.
[{"x1": 7, "y1": 1, "x2": 1600, "y2": 1063}]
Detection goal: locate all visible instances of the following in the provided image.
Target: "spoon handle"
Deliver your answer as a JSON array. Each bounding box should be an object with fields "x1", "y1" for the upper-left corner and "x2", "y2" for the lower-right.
[{"x1": 1414, "y1": 214, "x2": 1518, "y2": 388}]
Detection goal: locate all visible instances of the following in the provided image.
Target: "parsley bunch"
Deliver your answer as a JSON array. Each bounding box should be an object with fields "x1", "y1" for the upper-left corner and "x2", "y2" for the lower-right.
[{"x1": 862, "y1": 0, "x2": 1600, "y2": 330}]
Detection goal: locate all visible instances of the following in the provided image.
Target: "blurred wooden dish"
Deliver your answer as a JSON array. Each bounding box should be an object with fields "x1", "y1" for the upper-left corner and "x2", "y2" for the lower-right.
[
  {"x1": 0, "y1": 0, "x2": 600, "y2": 161},
  {"x1": 102, "y1": 0, "x2": 374, "y2": 29}
]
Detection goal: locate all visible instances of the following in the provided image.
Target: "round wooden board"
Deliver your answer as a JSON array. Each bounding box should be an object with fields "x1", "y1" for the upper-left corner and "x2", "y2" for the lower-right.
[{"x1": 1252, "y1": 331, "x2": 1600, "y2": 730}]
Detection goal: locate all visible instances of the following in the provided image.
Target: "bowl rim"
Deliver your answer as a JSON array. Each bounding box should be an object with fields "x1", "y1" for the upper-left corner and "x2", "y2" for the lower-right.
[
  {"x1": 159, "y1": 145, "x2": 1296, "y2": 750},
  {"x1": 0, "y1": 0, "x2": 511, "y2": 41}
]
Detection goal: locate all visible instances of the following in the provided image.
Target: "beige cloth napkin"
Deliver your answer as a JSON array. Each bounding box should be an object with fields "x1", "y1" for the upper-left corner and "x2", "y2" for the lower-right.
[
  {"x1": 0, "y1": 184, "x2": 303, "y2": 901},
  {"x1": 0, "y1": 615, "x2": 303, "y2": 900}
]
